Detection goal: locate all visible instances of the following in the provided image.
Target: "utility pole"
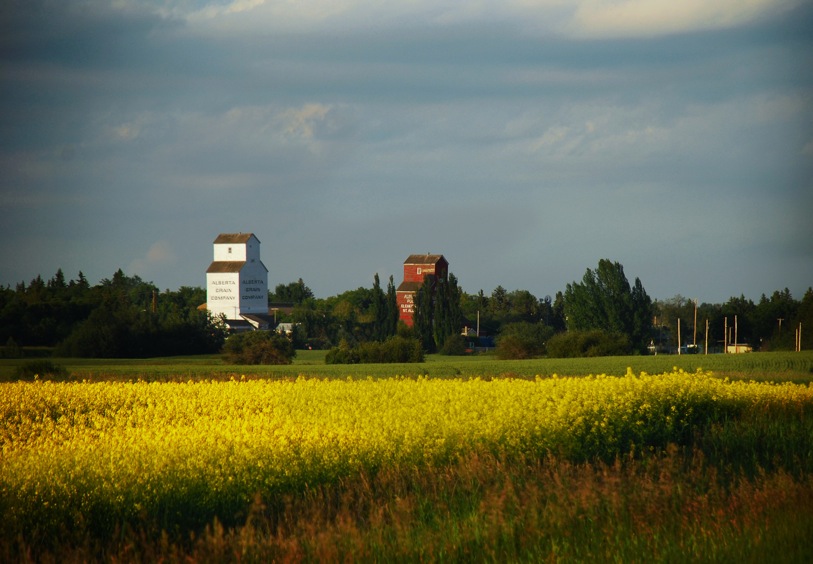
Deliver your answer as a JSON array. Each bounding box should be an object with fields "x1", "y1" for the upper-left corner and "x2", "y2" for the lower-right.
[
  {"x1": 798, "y1": 323, "x2": 803, "y2": 352},
  {"x1": 693, "y1": 299, "x2": 698, "y2": 347},
  {"x1": 677, "y1": 318, "x2": 682, "y2": 355},
  {"x1": 734, "y1": 315, "x2": 738, "y2": 353},
  {"x1": 724, "y1": 317, "x2": 728, "y2": 354},
  {"x1": 778, "y1": 318, "x2": 784, "y2": 340},
  {"x1": 704, "y1": 318, "x2": 709, "y2": 355}
]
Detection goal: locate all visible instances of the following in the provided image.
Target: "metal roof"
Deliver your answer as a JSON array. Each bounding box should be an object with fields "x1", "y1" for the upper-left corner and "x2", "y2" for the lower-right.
[
  {"x1": 206, "y1": 261, "x2": 245, "y2": 273},
  {"x1": 206, "y1": 260, "x2": 268, "y2": 273},
  {"x1": 403, "y1": 254, "x2": 446, "y2": 265},
  {"x1": 396, "y1": 281, "x2": 424, "y2": 292},
  {"x1": 213, "y1": 233, "x2": 257, "y2": 244}
]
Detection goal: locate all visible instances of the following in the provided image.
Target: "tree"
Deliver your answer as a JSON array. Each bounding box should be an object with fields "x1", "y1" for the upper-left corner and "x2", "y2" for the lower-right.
[
  {"x1": 551, "y1": 291, "x2": 566, "y2": 332},
  {"x1": 563, "y1": 259, "x2": 652, "y2": 353},
  {"x1": 411, "y1": 272, "x2": 464, "y2": 352},
  {"x1": 413, "y1": 277, "x2": 436, "y2": 352},
  {"x1": 720, "y1": 295, "x2": 756, "y2": 347},
  {"x1": 292, "y1": 299, "x2": 336, "y2": 348},
  {"x1": 753, "y1": 289, "x2": 798, "y2": 350},
  {"x1": 547, "y1": 330, "x2": 630, "y2": 358},
  {"x1": 433, "y1": 273, "x2": 463, "y2": 350},
  {"x1": 794, "y1": 288, "x2": 813, "y2": 350},
  {"x1": 506, "y1": 289, "x2": 541, "y2": 323},
  {"x1": 370, "y1": 273, "x2": 388, "y2": 341},
  {"x1": 270, "y1": 279, "x2": 313, "y2": 304},
  {"x1": 490, "y1": 285, "x2": 509, "y2": 317},
  {"x1": 386, "y1": 275, "x2": 399, "y2": 337},
  {"x1": 222, "y1": 331, "x2": 295, "y2": 365},
  {"x1": 496, "y1": 322, "x2": 554, "y2": 359}
]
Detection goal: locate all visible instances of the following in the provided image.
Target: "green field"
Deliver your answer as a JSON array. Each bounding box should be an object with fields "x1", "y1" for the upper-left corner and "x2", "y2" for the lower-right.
[
  {"x1": 3, "y1": 349, "x2": 813, "y2": 382},
  {"x1": 2, "y1": 353, "x2": 813, "y2": 562}
]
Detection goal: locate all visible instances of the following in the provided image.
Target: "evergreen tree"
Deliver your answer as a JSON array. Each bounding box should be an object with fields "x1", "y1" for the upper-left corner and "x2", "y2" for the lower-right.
[
  {"x1": 386, "y1": 275, "x2": 399, "y2": 337},
  {"x1": 413, "y1": 277, "x2": 436, "y2": 352},
  {"x1": 370, "y1": 273, "x2": 388, "y2": 341},
  {"x1": 412, "y1": 272, "x2": 463, "y2": 352},
  {"x1": 433, "y1": 273, "x2": 463, "y2": 349}
]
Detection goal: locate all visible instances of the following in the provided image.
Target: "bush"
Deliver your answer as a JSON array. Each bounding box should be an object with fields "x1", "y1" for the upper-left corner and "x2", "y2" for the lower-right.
[
  {"x1": 325, "y1": 339, "x2": 360, "y2": 364},
  {"x1": 439, "y1": 334, "x2": 468, "y2": 356},
  {"x1": 496, "y1": 322, "x2": 555, "y2": 360},
  {"x1": 380, "y1": 335, "x2": 424, "y2": 363},
  {"x1": 2, "y1": 337, "x2": 23, "y2": 359},
  {"x1": 15, "y1": 360, "x2": 70, "y2": 381},
  {"x1": 546, "y1": 330, "x2": 631, "y2": 358},
  {"x1": 326, "y1": 336, "x2": 424, "y2": 364},
  {"x1": 222, "y1": 331, "x2": 295, "y2": 365}
]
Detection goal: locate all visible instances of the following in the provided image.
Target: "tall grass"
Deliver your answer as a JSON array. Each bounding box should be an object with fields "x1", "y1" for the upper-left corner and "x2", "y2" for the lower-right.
[{"x1": 8, "y1": 449, "x2": 811, "y2": 563}]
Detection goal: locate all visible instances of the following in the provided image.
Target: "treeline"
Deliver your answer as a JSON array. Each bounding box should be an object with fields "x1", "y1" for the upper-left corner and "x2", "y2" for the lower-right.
[
  {"x1": 273, "y1": 258, "x2": 813, "y2": 358},
  {"x1": 652, "y1": 289, "x2": 813, "y2": 353},
  {"x1": 2, "y1": 260, "x2": 812, "y2": 359},
  {"x1": 0, "y1": 269, "x2": 226, "y2": 358}
]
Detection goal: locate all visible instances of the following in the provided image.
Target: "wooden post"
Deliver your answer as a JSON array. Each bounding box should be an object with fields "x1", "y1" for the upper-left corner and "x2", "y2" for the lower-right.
[
  {"x1": 799, "y1": 323, "x2": 803, "y2": 352},
  {"x1": 693, "y1": 299, "x2": 698, "y2": 347},
  {"x1": 677, "y1": 318, "x2": 681, "y2": 355},
  {"x1": 724, "y1": 317, "x2": 728, "y2": 354},
  {"x1": 734, "y1": 315, "x2": 738, "y2": 354},
  {"x1": 705, "y1": 318, "x2": 709, "y2": 355}
]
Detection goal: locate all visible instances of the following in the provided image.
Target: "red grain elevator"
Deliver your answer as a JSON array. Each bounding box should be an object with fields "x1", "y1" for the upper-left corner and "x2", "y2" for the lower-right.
[{"x1": 396, "y1": 254, "x2": 448, "y2": 327}]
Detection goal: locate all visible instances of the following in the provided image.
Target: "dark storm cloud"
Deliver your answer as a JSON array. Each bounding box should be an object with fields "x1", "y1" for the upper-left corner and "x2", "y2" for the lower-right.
[{"x1": 1, "y1": 1, "x2": 811, "y2": 302}]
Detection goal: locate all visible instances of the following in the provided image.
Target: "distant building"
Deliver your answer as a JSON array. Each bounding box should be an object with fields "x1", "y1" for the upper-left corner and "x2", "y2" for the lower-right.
[
  {"x1": 396, "y1": 254, "x2": 448, "y2": 327},
  {"x1": 206, "y1": 233, "x2": 272, "y2": 331}
]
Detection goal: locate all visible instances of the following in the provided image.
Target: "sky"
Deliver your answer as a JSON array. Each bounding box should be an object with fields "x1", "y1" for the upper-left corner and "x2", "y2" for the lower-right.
[{"x1": 2, "y1": 0, "x2": 812, "y2": 304}]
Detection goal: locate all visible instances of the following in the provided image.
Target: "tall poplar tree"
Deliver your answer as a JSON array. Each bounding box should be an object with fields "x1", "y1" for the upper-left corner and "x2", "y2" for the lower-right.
[
  {"x1": 433, "y1": 273, "x2": 463, "y2": 349},
  {"x1": 564, "y1": 259, "x2": 653, "y2": 352},
  {"x1": 370, "y1": 273, "x2": 388, "y2": 341},
  {"x1": 412, "y1": 272, "x2": 463, "y2": 352},
  {"x1": 386, "y1": 275, "x2": 398, "y2": 336},
  {"x1": 413, "y1": 278, "x2": 435, "y2": 352}
]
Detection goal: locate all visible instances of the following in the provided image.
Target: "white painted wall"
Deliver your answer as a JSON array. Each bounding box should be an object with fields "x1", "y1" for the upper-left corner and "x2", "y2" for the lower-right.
[
  {"x1": 213, "y1": 242, "x2": 246, "y2": 261},
  {"x1": 238, "y1": 260, "x2": 268, "y2": 314},
  {"x1": 206, "y1": 272, "x2": 241, "y2": 319}
]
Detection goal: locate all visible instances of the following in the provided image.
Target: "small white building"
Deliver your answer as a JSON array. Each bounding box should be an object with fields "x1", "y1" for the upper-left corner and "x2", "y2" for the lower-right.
[{"x1": 206, "y1": 233, "x2": 271, "y2": 330}]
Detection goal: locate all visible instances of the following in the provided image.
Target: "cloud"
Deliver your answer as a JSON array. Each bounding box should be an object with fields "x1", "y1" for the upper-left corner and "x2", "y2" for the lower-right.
[
  {"x1": 174, "y1": 0, "x2": 802, "y2": 39},
  {"x1": 566, "y1": 0, "x2": 799, "y2": 38},
  {"x1": 1, "y1": 0, "x2": 810, "y2": 303},
  {"x1": 128, "y1": 241, "x2": 177, "y2": 281}
]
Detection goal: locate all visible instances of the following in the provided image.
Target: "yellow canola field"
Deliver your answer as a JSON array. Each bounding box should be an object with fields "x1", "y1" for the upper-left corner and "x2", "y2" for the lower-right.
[{"x1": 1, "y1": 370, "x2": 812, "y2": 531}]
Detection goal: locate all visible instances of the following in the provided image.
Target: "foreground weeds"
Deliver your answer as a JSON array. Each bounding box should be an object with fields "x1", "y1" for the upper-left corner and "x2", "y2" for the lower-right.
[{"x1": 8, "y1": 449, "x2": 812, "y2": 563}]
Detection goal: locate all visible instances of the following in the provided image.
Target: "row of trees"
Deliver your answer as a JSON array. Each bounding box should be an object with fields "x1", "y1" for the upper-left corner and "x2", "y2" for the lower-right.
[
  {"x1": 652, "y1": 289, "x2": 812, "y2": 353},
  {"x1": 2, "y1": 260, "x2": 811, "y2": 358},
  {"x1": 0, "y1": 269, "x2": 226, "y2": 357},
  {"x1": 272, "y1": 259, "x2": 812, "y2": 358}
]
